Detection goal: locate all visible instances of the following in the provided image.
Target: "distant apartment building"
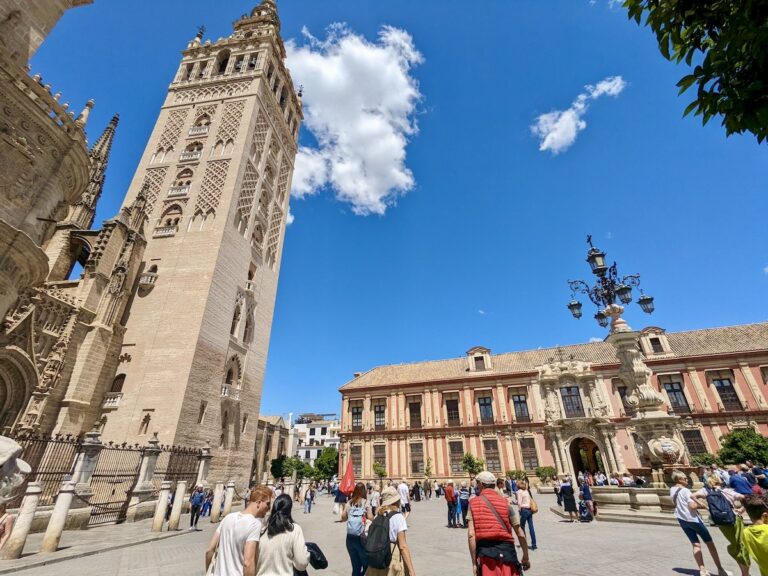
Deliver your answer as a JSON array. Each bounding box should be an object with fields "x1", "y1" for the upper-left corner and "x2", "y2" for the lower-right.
[
  {"x1": 251, "y1": 415, "x2": 288, "y2": 484},
  {"x1": 291, "y1": 413, "x2": 340, "y2": 465}
]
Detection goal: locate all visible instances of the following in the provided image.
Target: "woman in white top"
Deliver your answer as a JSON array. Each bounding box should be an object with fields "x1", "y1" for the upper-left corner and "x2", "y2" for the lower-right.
[
  {"x1": 256, "y1": 494, "x2": 310, "y2": 576},
  {"x1": 366, "y1": 486, "x2": 416, "y2": 576},
  {"x1": 670, "y1": 470, "x2": 731, "y2": 576}
]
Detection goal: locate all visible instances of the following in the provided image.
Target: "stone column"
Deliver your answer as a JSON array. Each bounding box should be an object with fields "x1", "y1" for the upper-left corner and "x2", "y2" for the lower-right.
[
  {"x1": 196, "y1": 443, "x2": 213, "y2": 487},
  {"x1": 2, "y1": 482, "x2": 42, "y2": 559},
  {"x1": 167, "y1": 480, "x2": 187, "y2": 531},
  {"x1": 40, "y1": 480, "x2": 76, "y2": 553},
  {"x1": 151, "y1": 481, "x2": 172, "y2": 532},
  {"x1": 126, "y1": 433, "x2": 161, "y2": 522},
  {"x1": 222, "y1": 481, "x2": 235, "y2": 516},
  {"x1": 72, "y1": 428, "x2": 103, "y2": 490},
  {"x1": 210, "y1": 482, "x2": 225, "y2": 523}
]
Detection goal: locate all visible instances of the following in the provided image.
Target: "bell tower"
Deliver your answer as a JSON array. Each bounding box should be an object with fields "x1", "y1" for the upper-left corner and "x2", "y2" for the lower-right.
[{"x1": 102, "y1": 0, "x2": 302, "y2": 484}]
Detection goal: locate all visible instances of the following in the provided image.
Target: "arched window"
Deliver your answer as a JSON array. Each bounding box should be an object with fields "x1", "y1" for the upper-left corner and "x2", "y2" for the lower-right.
[
  {"x1": 148, "y1": 264, "x2": 158, "y2": 274},
  {"x1": 225, "y1": 369, "x2": 234, "y2": 385},
  {"x1": 161, "y1": 205, "x2": 183, "y2": 227},
  {"x1": 185, "y1": 141, "x2": 203, "y2": 153},
  {"x1": 224, "y1": 139, "x2": 234, "y2": 155},
  {"x1": 111, "y1": 374, "x2": 126, "y2": 393},
  {"x1": 230, "y1": 304, "x2": 241, "y2": 336},
  {"x1": 212, "y1": 140, "x2": 224, "y2": 156},
  {"x1": 194, "y1": 114, "x2": 211, "y2": 127},
  {"x1": 216, "y1": 50, "x2": 231, "y2": 75},
  {"x1": 175, "y1": 168, "x2": 194, "y2": 187},
  {"x1": 243, "y1": 314, "x2": 254, "y2": 344},
  {"x1": 279, "y1": 87, "x2": 288, "y2": 111}
]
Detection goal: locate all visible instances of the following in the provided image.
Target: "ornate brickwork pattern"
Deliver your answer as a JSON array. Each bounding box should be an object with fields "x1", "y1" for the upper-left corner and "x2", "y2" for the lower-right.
[
  {"x1": 236, "y1": 161, "x2": 259, "y2": 221},
  {"x1": 174, "y1": 81, "x2": 252, "y2": 104},
  {"x1": 265, "y1": 204, "x2": 283, "y2": 264},
  {"x1": 194, "y1": 160, "x2": 230, "y2": 215},
  {"x1": 277, "y1": 158, "x2": 290, "y2": 203},
  {"x1": 194, "y1": 104, "x2": 218, "y2": 124},
  {"x1": 157, "y1": 109, "x2": 189, "y2": 151},
  {"x1": 215, "y1": 100, "x2": 246, "y2": 143},
  {"x1": 252, "y1": 109, "x2": 269, "y2": 158},
  {"x1": 141, "y1": 167, "x2": 169, "y2": 214}
]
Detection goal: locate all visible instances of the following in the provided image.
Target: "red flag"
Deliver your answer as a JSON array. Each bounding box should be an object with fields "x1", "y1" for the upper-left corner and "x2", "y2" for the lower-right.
[{"x1": 339, "y1": 459, "x2": 355, "y2": 496}]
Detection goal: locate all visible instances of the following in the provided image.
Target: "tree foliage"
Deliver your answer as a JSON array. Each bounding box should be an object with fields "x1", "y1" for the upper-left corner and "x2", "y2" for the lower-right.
[
  {"x1": 624, "y1": 0, "x2": 768, "y2": 142},
  {"x1": 461, "y1": 453, "x2": 485, "y2": 477},
  {"x1": 717, "y1": 428, "x2": 768, "y2": 465},
  {"x1": 270, "y1": 454, "x2": 288, "y2": 480},
  {"x1": 535, "y1": 466, "x2": 557, "y2": 482},
  {"x1": 690, "y1": 453, "x2": 722, "y2": 467},
  {"x1": 372, "y1": 462, "x2": 387, "y2": 488},
  {"x1": 313, "y1": 447, "x2": 339, "y2": 481},
  {"x1": 505, "y1": 469, "x2": 528, "y2": 481}
]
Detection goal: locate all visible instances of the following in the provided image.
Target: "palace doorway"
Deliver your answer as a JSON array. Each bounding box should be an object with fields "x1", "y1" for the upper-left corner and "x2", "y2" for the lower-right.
[{"x1": 569, "y1": 437, "x2": 605, "y2": 475}]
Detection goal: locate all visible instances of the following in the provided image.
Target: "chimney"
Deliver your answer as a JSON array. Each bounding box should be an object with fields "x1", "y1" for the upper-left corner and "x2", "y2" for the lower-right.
[{"x1": 353, "y1": 372, "x2": 361, "y2": 378}]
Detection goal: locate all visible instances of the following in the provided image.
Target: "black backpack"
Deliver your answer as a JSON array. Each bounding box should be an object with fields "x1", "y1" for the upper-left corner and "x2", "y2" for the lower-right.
[
  {"x1": 705, "y1": 487, "x2": 736, "y2": 526},
  {"x1": 365, "y1": 511, "x2": 398, "y2": 569}
]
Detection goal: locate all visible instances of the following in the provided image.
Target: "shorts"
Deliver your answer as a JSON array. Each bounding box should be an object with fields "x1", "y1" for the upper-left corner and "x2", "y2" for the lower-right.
[
  {"x1": 677, "y1": 518, "x2": 713, "y2": 544},
  {"x1": 401, "y1": 503, "x2": 411, "y2": 513}
]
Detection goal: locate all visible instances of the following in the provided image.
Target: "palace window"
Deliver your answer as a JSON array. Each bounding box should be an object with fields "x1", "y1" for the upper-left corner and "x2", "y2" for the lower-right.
[
  {"x1": 512, "y1": 394, "x2": 530, "y2": 422},
  {"x1": 474, "y1": 356, "x2": 486, "y2": 371},
  {"x1": 520, "y1": 437, "x2": 539, "y2": 470},
  {"x1": 449, "y1": 441, "x2": 464, "y2": 473},
  {"x1": 321, "y1": 427, "x2": 327, "y2": 435},
  {"x1": 350, "y1": 445, "x2": 362, "y2": 477},
  {"x1": 410, "y1": 442, "x2": 424, "y2": 475},
  {"x1": 660, "y1": 376, "x2": 691, "y2": 413},
  {"x1": 681, "y1": 429, "x2": 708, "y2": 456},
  {"x1": 710, "y1": 370, "x2": 742, "y2": 411},
  {"x1": 309, "y1": 428, "x2": 315, "y2": 436},
  {"x1": 373, "y1": 444, "x2": 386, "y2": 471},
  {"x1": 649, "y1": 337, "x2": 664, "y2": 354},
  {"x1": 374, "y1": 404, "x2": 386, "y2": 429},
  {"x1": 408, "y1": 401, "x2": 422, "y2": 429},
  {"x1": 351, "y1": 406, "x2": 362, "y2": 431},
  {"x1": 478, "y1": 396, "x2": 494, "y2": 424},
  {"x1": 305, "y1": 450, "x2": 310, "y2": 459},
  {"x1": 483, "y1": 439, "x2": 501, "y2": 472},
  {"x1": 616, "y1": 385, "x2": 637, "y2": 417},
  {"x1": 560, "y1": 386, "x2": 585, "y2": 418},
  {"x1": 761, "y1": 367, "x2": 768, "y2": 386},
  {"x1": 446, "y1": 399, "x2": 460, "y2": 426}
]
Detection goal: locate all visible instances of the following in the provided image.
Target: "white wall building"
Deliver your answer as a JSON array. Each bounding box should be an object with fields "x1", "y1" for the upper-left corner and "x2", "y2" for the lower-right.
[{"x1": 292, "y1": 413, "x2": 339, "y2": 465}]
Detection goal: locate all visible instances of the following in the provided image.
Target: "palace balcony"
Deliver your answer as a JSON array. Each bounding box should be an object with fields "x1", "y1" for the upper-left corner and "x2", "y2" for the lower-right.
[
  {"x1": 179, "y1": 151, "x2": 202, "y2": 162},
  {"x1": 138, "y1": 271, "x2": 158, "y2": 289},
  {"x1": 221, "y1": 384, "x2": 240, "y2": 401},
  {"x1": 152, "y1": 225, "x2": 177, "y2": 238},
  {"x1": 188, "y1": 125, "x2": 209, "y2": 136},
  {"x1": 167, "y1": 185, "x2": 190, "y2": 198},
  {"x1": 102, "y1": 392, "x2": 123, "y2": 409}
]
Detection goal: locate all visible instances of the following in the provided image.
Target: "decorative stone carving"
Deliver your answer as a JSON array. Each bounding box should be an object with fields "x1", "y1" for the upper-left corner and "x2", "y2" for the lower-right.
[{"x1": 0, "y1": 435, "x2": 31, "y2": 503}]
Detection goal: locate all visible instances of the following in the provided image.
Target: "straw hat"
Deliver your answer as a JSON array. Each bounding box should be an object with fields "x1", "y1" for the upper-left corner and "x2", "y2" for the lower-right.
[{"x1": 380, "y1": 486, "x2": 401, "y2": 507}]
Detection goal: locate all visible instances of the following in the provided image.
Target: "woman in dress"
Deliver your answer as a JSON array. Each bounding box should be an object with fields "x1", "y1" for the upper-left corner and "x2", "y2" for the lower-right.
[
  {"x1": 256, "y1": 494, "x2": 310, "y2": 576},
  {"x1": 367, "y1": 486, "x2": 417, "y2": 576},
  {"x1": 560, "y1": 476, "x2": 578, "y2": 522},
  {"x1": 342, "y1": 482, "x2": 373, "y2": 576}
]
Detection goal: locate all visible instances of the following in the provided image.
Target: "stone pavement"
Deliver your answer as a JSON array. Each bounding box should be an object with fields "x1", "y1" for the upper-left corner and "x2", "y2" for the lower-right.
[{"x1": 7, "y1": 492, "x2": 741, "y2": 576}]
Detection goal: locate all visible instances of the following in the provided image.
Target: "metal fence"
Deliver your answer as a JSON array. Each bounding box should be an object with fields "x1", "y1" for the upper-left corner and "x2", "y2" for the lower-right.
[
  {"x1": 152, "y1": 445, "x2": 202, "y2": 492},
  {"x1": 7, "y1": 433, "x2": 81, "y2": 509},
  {"x1": 87, "y1": 442, "x2": 144, "y2": 527}
]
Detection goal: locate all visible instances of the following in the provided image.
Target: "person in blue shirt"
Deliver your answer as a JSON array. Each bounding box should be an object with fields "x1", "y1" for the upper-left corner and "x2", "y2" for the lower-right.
[
  {"x1": 729, "y1": 469, "x2": 755, "y2": 496},
  {"x1": 189, "y1": 484, "x2": 205, "y2": 530},
  {"x1": 580, "y1": 480, "x2": 594, "y2": 517}
]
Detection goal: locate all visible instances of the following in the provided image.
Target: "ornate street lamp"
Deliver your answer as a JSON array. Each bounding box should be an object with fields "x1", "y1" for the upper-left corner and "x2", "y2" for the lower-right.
[{"x1": 567, "y1": 235, "x2": 655, "y2": 332}]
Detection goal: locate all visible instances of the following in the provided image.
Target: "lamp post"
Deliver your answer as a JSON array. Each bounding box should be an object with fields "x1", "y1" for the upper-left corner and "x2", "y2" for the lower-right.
[
  {"x1": 566, "y1": 235, "x2": 654, "y2": 333},
  {"x1": 566, "y1": 236, "x2": 683, "y2": 486}
]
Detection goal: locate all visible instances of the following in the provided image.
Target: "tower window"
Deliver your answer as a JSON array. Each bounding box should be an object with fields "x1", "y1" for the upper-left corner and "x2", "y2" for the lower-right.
[
  {"x1": 230, "y1": 303, "x2": 241, "y2": 335},
  {"x1": 111, "y1": 374, "x2": 126, "y2": 393},
  {"x1": 248, "y1": 53, "x2": 259, "y2": 70},
  {"x1": 216, "y1": 50, "x2": 231, "y2": 75}
]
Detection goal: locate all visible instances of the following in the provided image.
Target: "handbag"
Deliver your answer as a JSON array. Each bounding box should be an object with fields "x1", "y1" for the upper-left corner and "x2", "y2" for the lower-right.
[{"x1": 529, "y1": 495, "x2": 538, "y2": 515}]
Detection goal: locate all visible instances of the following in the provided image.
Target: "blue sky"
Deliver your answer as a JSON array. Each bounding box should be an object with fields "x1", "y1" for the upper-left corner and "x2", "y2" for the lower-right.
[{"x1": 34, "y1": 1, "x2": 767, "y2": 419}]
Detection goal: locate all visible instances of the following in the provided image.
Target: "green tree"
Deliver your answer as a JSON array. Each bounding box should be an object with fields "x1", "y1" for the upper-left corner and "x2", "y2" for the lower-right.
[
  {"x1": 372, "y1": 462, "x2": 387, "y2": 489},
  {"x1": 424, "y1": 457, "x2": 433, "y2": 479},
  {"x1": 505, "y1": 469, "x2": 528, "y2": 481},
  {"x1": 461, "y1": 453, "x2": 484, "y2": 478},
  {"x1": 535, "y1": 466, "x2": 557, "y2": 484},
  {"x1": 270, "y1": 454, "x2": 288, "y2": 480},
  {"x1": 313, "y1": 447, "x2": 339, "y2": 481},
  {"x1": 623, "y1": 0, "x2": 768, "y2": 142},
  {"x1": 691, "y1": 453, "x2": 722, "y2": 467},
  {"x1": 717, "y1": 428, "x2": 768, "y2": 465}
]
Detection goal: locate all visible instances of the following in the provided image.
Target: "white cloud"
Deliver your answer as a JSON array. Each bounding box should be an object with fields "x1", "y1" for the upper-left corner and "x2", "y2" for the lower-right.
[
  {"x1": 531, "y1": 75, "x2": 626, "y2": 155},
  {"x1": 763, "y1": 265, "x2": 768, "y2": 275},
  {"x1": 286, "y1": 24, "x2": 423, "y2": 215},
  {"x1": 478, "y1": 309, "x2": 486, "y2": 315},
  {"x1": 589, "y1": 337, "x2": 604, "y2": 343},
  {"x1": 285, "y1": 209, "x2": 295, "y2": 225}
]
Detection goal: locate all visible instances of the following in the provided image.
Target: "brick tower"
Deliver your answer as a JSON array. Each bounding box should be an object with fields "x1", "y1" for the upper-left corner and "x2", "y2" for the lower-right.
[{"x1": 102, "y1": 0, "x2": 301, "y2": 485}]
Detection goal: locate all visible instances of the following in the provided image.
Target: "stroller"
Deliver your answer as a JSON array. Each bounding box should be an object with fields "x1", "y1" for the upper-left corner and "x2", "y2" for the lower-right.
[{"x1": 578, "y1": 499, "x2": 593, "y2": 523}]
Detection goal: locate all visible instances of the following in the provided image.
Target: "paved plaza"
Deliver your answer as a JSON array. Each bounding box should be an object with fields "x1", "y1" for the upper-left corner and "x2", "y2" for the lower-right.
[{"x1": 8, "y1": 492, "x2": 742, "y2": 576}]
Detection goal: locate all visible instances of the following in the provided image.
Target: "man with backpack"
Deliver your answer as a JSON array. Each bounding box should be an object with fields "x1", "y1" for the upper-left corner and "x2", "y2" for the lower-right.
[
  {"x1": 365, "y1": 486, "x2": 417, "y2": 576},
  {"x1": 467, "y1": 471, "x2": 530, "y2": 576}
]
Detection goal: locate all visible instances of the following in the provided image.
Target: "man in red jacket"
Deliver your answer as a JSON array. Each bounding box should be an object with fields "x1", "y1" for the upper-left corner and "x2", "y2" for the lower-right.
[
  {"x1": 445, "y1": 479, "x2": 458, "y2": 527},
  {"x1": 467, "y1": 471, "x2": 530, "y2": 576}
]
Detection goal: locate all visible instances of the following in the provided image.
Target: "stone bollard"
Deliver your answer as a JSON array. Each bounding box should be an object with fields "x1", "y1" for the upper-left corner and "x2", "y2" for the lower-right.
[
  {"x1": 222, "y1": 481, "x2": 235, "y2": 516},
  {"x1": 210, "y1": 482, "x2": 224, "y2": 523},
  {"x1": 40, "y1": 480, "x2": 77, "y2": 553},
  {"x1": 2, "y1": 482, "x2": 42, "y2": 560},
  {"x1": 151, "y1": 481, "x2": 172, "y2": 532},
  {"x1": 167, "y1": 480, "x2": 187, "y2": 531}
]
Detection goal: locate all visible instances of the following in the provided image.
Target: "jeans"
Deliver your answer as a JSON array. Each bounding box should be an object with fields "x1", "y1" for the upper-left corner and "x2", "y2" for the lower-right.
[
  {"x1": 190, "y1": 505, "x2": 202, "y2": 527},
  {"x1": 447, "y1": 501, "x2": 457, "y2": 527},
  {"x1": 460, "y1": 499, "x2": 469, "y2": 526},
  {"x1": 455, "y1": 500, "x2": 463, "y2": 526},
  {"x1": 304, "y1": 499, "x2": 312, "y2": 513},
  {"x1": 520, "y1": 507, "x2": 537, "y2": 548},
  {"x1": 201, "y1": 502, "x2": 211, "y2": 516},
  {"x1": 346, "y1": 533, "x2": 368, "y2": 576}
]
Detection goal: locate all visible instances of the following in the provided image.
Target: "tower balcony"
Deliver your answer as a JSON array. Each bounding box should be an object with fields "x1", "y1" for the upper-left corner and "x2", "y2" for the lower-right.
[
  {"x1": 167, "y1": 185, "x2": 190, "y2": 198},
  {"x1": 152, "y1": 225, "x2": 178, "y2": 238},
  {"x1": 102, "y1": 392, "x2": 123, "y2": 410},
  {"x1": 188, "y1": 125, "x2": 209, "y2": 136},
  {"x1": 138, "y1": 271, "x2": 158, "y2": 289},
  {"x1": 220, "y1": 384, "x2": 241, "y2": 401},
  {"x1": 179, "y1": 151, "x2": 202, "y2": 162}
]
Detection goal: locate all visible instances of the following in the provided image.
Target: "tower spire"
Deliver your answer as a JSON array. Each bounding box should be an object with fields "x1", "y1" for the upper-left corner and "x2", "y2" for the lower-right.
[{"x1": 70, "y1": 114, "x2": 119, "y2": 229}]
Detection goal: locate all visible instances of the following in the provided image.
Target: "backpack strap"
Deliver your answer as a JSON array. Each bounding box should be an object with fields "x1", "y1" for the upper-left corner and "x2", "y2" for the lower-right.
[{"x1": 479, "y1": 495, "x2": 512, "y2": 535}]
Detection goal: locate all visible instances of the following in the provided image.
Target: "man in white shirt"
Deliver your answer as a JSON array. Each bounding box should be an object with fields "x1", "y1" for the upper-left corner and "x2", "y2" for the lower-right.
[
  {"x1": 397, "y1": 478, "x2": 411, "y2": 518},
  {"x1": 206, "y1": 485, "x2": 272, "y2": 576}
]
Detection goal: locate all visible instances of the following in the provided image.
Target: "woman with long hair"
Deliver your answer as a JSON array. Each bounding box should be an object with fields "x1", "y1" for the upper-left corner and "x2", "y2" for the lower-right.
[
  {"x1": 256, "y1": 494, "x2": 310, "y2": 576},
  {"x1": 517, "y1": 479, "x2": 537, "y2": 550},
  {"x1": 367, "y1": 486, "x2": 416, "y2": 576},
  {"x1": 342, "y1": 482, "x2": 373, "y2": 576}
]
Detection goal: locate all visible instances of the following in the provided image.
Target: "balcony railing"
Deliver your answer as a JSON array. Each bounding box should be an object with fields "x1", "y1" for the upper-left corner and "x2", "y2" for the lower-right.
[
  {"x1": 564, "y1": 407, "x2": 586, "y2": 418},
  {"x1": 720, "y1": 399, "x2": 744, "y2": 412},
  {"x1": 221, "y1": 384, "x2": 241, "y2": 400},
  {"x1": 515, "y1": 413, "x2": 531, "y2": 423},
  {"x1": 152, "y1": 225, "x2": 177, "y2": 238},
  {"x1": 168, "y1": 185, "x2": 190, "y2": 198},
  {"x1": 102, "y1": 392, "x2": 123, "y2": 409},
  {"x1": 188, "y1": 125, "x2": 209, "y2": 136},
  {"x1": 179, "y1": 150, "x2": 202, "y2": 162},
  {"x1": 375, "y1": 423, "x2": 386, "y2": 431},
  {"x1": 138, "y1": 271, "x2": 158, "y2": 289},
  {"x1": 671, "y1": 403, "x2": 691, "y2": 414}
]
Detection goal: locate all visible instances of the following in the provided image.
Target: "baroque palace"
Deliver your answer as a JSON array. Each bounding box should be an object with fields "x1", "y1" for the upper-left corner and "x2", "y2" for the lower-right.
[
  {"x1": 338, "y1": 323, "x2": 768, "y2": 482},
  {"x1": 0, "y1": 0, "x2": 300, "y2": 486}
]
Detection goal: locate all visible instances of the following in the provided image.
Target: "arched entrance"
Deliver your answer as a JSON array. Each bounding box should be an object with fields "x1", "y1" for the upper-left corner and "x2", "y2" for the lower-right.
[
  {"x1": 0, "y1": 354, "x2": 34, "y2": 432},
  {"x1": 569, "y1": 437, "x2": 605, "y2": 475}
]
